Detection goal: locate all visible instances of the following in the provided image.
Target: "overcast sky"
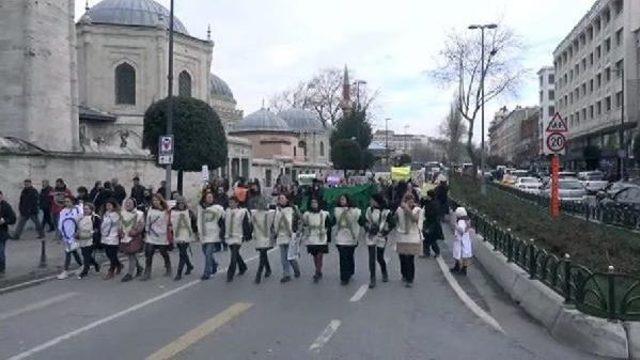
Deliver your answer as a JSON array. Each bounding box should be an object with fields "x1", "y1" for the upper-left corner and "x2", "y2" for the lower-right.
[{"x1": 78, "y1": 0, "x2": 594, "y2": 139}]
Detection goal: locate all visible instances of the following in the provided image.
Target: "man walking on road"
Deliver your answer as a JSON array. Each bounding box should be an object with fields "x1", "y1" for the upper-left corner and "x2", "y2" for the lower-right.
[
  {"x1": 12, "y1": 179, "x2": 45, "y2": 240},
  {"x1": 40, "y1": 180, "x2": 55, "y2": 232},
  {"x1": 0, "y1": 191, "x2": 17, "y2": 276},
  {"x1": 130, "y1": 176, "x2": 145, "y2": 206}
]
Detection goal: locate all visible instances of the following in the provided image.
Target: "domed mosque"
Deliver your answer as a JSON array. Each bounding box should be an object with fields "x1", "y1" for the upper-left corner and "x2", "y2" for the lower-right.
[
  {"x1": 229, "y1": 106, "x2": 330, "y2": 187},
  {"x1": 75, "y1": 0, "x2": 251, "y2": 178}
]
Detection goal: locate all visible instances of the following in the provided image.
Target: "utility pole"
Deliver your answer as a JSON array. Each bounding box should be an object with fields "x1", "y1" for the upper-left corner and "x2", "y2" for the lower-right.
[
  {"x1": 469, "y1": 23, "x2": 498, "y2": 195},
  {"x1": 164, "y1": 0, "x2": 175, "y2": 200},
  {"x1": 385, "y1": 118, "x2": 391, "y2": 164}
]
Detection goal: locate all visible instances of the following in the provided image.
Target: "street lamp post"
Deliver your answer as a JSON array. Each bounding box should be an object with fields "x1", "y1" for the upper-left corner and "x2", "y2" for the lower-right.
[
  {"x1": 164, "y1": 0, "x2": 175, "y2": 200},
  {"x1": 468, "y1": 23, "x2": 498, "y2": 195}
]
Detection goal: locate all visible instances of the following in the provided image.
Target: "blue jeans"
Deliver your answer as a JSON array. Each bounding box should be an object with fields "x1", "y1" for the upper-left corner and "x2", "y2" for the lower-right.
[
  {"x1": 202, "y1": 243, "x2": 218, "y2": 277},
  {"x1": 0, "y1": 238, "x2": 5, "y2": 272},
  {"x1": 279, "y1": 244, "x2": 299, "y2": 278}
]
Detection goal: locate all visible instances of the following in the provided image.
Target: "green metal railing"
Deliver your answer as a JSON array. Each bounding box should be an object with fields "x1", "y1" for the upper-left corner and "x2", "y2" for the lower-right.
[{"x1": 451, "y1": 198, "x2": 640, "y2": 321}]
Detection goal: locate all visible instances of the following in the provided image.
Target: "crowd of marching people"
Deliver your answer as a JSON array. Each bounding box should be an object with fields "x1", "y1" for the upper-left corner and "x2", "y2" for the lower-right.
[{"x1": 0, "y1": 174, "x2": 475, "y2": 288}]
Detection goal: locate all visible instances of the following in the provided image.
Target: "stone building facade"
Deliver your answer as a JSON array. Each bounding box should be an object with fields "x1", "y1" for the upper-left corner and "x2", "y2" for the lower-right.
[{"x1": 537, "y1": 66, "x2": 556, "y2": 155}]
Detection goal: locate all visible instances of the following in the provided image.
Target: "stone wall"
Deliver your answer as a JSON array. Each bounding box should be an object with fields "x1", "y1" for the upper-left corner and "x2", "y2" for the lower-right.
[
  {"x1": 0, "y1": 152, "x2": 205, "y2": 209},
  {"x1": 0, "y1": 0, "x2": 79, "y2": 151}
]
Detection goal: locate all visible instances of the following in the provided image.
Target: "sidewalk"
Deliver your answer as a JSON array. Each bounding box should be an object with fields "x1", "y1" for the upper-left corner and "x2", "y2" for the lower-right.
[{"x1": 0, "y1": 230, "x2": 76, "y2": 290}]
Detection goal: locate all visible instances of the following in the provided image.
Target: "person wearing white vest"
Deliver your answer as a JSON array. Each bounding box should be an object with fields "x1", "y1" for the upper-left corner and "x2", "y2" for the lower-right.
[
  {"x1": 120, "y1": 198, "x2": 145, "y2": 282},
  {"x1": 273, "y1": 194, "x2": 301, "y2": 283},
  {"x1": 332, "y1": 194, "x2": 363, "y2": 286},
  {"x1": 198, "y1": 192, "x2": 225, "y2": 281},
  {"x1": 77, "y1": 202, "x2": 101, "y2": 279},
  {"x1": 250, "y1": 196, "x2": 275, "y2": 284},
  {"x1": 101, "y1": 198, "x2": 123, "y2": 280},
  {"x1": 171, "y1": 196, "x2": 197, "y2": 281},
  {"x1": 302, "y1": 198, "x2": 331, "y2": 283},
  {"x1": 451, "y1": 207, "x2": 473, "y2": 276},
  {"x1": 56, "y1": 195, "x2": 83, "y2": 280},
  {"x1": 224, "y1": 196, "x2": 251, "y2": 282},
  {"x1": 364, "y1": 193, "x2": 395, "y2": 289},
  {"x1": 141, "y1": 194, "x2": 172, "y2": 281},
  {"x1": 394, "y1": 194, "x2": 424, "y2": 288}
]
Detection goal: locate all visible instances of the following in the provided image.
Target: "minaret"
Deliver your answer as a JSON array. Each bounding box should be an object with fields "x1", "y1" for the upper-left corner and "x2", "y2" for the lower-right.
[
  {"x1": 0, "y1": 0, "x2": 79, "y2": 151},
  {"x1": 340, "y1": 65, "x2": 353, "y2": 116}
]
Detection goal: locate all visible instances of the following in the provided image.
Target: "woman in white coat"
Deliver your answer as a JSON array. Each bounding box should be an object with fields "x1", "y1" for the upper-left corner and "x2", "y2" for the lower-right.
[
  {"x1": 141, "y1": 194, "x2": 172, "y2": 281},
  {"x1": 101, "y1": 198, "x2": 123, "y2": 280},
  {"x1": 171, "y1": 196, "x2": 197, "y2": 281},
  {"x1": 332, "y1": 194, "x2": 362, "y2": 286},
  {"x1": 198, "y1": 192, "x2": 225, "y2": 281},
  {"x1": 394, "y1": 194, "x2": 424, "y2": 288},
  {"x1": 451, "y1": 207, "x2": 473, "y2": 275},
  {"x1": 250, "y1": 196, "x2": 275, "y2": 284},
  {"x1": 224, "y1": 196, "x2": 251, "y2": 282},
  {"x1": 56, "y1": 195, "x2": 83, "y2": 280},
  {"x1": 119, "y1": 198, "x2": 145, "y2": 282},
  {"x1": 302, "y1": 198, "x2": 331, "y2": 283},
  {"x1": 273, "y1": 194, "x2": 301, "y2": 283},
  {"x1": 364, "y1": 193, "x2": 395, "y2": 288}
]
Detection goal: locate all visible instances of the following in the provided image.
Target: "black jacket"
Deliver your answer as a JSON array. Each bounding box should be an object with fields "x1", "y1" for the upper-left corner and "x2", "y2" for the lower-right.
[
  {"x1": 0, "y1": 201, "x2": 17, "y2": 241},
  {"x1": 131, "y1": 184, "x2": 145, "y2": 206},
  {"x1": 114, "y1": 185, "x2": 127, "y2": 205},
  {"x1": 19, "y1": 187, "x2": 40, "y2": 216},
  {"x1": 40, "y1": 186, "x2": 52, "y2": 211}
]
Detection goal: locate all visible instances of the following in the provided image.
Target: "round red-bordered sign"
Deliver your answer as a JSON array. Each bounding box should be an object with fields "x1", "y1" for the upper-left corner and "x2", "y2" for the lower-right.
[{"x1": 546, "y1": 132, "x2": 566, "y2": 152}]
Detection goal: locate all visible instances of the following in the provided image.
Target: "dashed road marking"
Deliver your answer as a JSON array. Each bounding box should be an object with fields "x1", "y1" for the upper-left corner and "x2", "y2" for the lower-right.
[
  {"x1": 349, "y1": 284, "x2": 368, "y2": 302},
  {"x1": 309, "y1": 319, "x2": 341, "y2": 352},
  {"x1": 435, "y1": 256, "x2": 505, "y2": 334},
  {"x1": 0, "y1": 292, "x2": 77, "y2": 322},
  {"x1": 146, "y1": 302, "x2": 253, "y2": 360}
]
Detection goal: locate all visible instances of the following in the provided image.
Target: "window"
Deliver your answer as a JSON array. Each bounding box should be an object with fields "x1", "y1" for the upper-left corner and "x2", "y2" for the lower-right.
[
  {"x1": 589, "y1": 79, "x2": 594, "y2": 93},
  {"x1": 616, "y1": 91, "x2": 623, "y2": 108},
  {"x1": 298, "y1": 141, "x2": 307, "y2": 157},
  {"x1": 594, "y1": 18, "x2": 601, "y2": 34},
  {"x1": 616, "y1": 28, "x2": 623, "y2": 46},
  {"x1": 613, "y1": 0, "x2": 623, "y2": 15},
  {"x1": 265, "y1": 169, "x2": 272, "y2": 188},
  {"x1": 581, "y1": 83, "x2": 586, "y2": 96},
  {"x1": 178, "y1": 71, "x2": 192, "y2": 97},
  {"x1": 596, "y1": 73, "x2": 602, "y2": 88},
  {"x1": 293, "y1": 146, "x2": 297, "y2": 157},
  {"x1": 548, "y1": 106, "x2": 555, "y2": 117},
  {"x1": 548, "y1": 90, "x2": 555, "y2": 100},
  {"x1": 605, "y1": 38, "x2": 611, "y2": 53},
  {"x1": 605, "y1": 67, "x2": 611, "y2": 82},
  {"x1": 115, "y1": 63, "x2": 136, "y2": 105},
  {"x1": 589, "y1": 53, "x2": 594, "y2": 66},
  {"x1": 539, "y1": 76, "x2": 544, "y2": 87},
  {"x1": 589, "y1": 105, "x2": 594, "y2": 119},
  {"x1": 582, "y1": 58, "x2": 587, "y2": 71},
  {"x1": 597, "y1": 101, "x2": 602, "y2": 115},
  {"x1": 582, "y1": 108, "x2": 587, "y2": 122},
  {"x1": 320, "y1": 141, "x2": 325, "y2": 156},
  {"x1": 605, "y1": 96, "x2": 612, "y2": 111},
  {"x1": 596, "y1": 46, "x2": 601, "y2": 59},
  {"x1": 616, "y1": 59, "x2": 624, "y2": 76},
  {"x1": 539, "y1": 91, "x2": 543, "y2": 103},
  {"x1": 548, "y1": 74, "x2": 555, "y2": 84},
  {"x1": 576, "y1": 111, "x2": 580, "y2": 124}
]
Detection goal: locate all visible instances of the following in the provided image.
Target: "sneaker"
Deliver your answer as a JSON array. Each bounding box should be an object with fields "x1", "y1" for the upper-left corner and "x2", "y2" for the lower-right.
[
  {"x1": 312, "y1": 273, "x2": 321, "y2": 283},
  {"x1": 57, "y1": 271, "x2": 69, "y2": 280},
  {"x1": 280, "y1": 276, "x2": 291, "y2": 283},
  {"x1": 381, "y1": 273, "x2": 389, "y2": 283},
  {"x1": 340, "y1": 280, "x2": 349, "y2": 286},
  {"x1": 200, "y1": 275, "x2": 211, "y2": 281},
  {"x1": 77, "y1": 272, "x2": 87, "y2": 280},
  {"x1": 121, "y1": 274, "x2": 133, "y2": 282},
  {"x1": 264, "y1": 269, "x2": 272, "y2": 278},
  {"x1": 174, "y1": 274, "x2": 182, "y2": 281},
  {"x1": 185, "y1": 265, "x2": 194, "y2": 276},
  {"x1": 405, "y1": 282, "x2": 413, "y2": 288}
]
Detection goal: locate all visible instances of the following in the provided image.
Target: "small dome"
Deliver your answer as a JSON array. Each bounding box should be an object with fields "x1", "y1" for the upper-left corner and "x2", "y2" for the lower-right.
[
  {"x1": 278, "y1": 109, "x2": 326, "y2": 133},
  {"x1": 231, "y1": 108, "x2": 291, "y2": 133},
  {"x1": 209, "y1": 74, "x2": 235, "y2": 101},
  {"x1": 82, "y1": 0, "x2": 189, "y2": 35}
]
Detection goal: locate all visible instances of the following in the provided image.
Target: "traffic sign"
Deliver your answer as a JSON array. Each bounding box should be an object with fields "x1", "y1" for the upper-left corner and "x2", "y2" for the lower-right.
[
  {"x1": 546, "y1": 132, "x2": 566, "y2": 153},
  {"x1": 158, "y1": 135, "x2": 174, "y2": 165},
  {"x1": 546, "y1": 113, "x2": 568, "y2": 133}
]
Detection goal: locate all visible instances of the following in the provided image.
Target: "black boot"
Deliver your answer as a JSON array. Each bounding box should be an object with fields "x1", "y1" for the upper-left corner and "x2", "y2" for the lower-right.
[
  {"x1": 369, "y1": 276, "x2": 376, "y2": 289},
  {"x1": 254, "y1": 272, "x2": 262, "y2": 284},
  {"x1": 185, "y1": 263, "x2": 194, "y2": 275},
  {"x1": 139, "y1": 268, "x2": 151, "y2": 281},
  {"x1": 381, "y1": 270, "x2": 389, "y2": 283},
  {"x1": 135, "y1": 265, "x2": 143, "y2": 277},
  {"x1": 450, "y1": 262, "x2": 460, "y2": 273},
  {"x1": 460, "y1": 266, "x2": 468, "y2": 276}
]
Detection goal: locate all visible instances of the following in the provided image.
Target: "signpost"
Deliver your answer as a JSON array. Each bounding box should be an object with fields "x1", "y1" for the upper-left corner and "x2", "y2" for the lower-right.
[
  {"x1": 544, "y1": 113, "x2": 568, "y2": 218},
  {"x1": 201, "y1": 165, "x2": 210, "y2": 186},
  {"x1": 158, "y1": 135, "x2": 174, "y2": 165}
]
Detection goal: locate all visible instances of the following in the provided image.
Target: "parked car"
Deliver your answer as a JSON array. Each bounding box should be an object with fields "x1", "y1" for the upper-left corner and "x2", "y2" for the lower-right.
[
  {"x1": 600, "y1": 187, "x2": 640, "y2": 209},
  {"x1": 514, "y1": 177, "x2": 542, "y2": 194},
  {"x1": 544, "y1": 179, "x2": 587, "y2": 202},
  {"x1": 558, "y1": 171, "x2": 577, "y2": 179},
  {"x1": 597, "y1": 182, "x2": 640, "y2": 202},
  {"x1": 577, "y1": 171, "x2": 609, "y2": 194}
]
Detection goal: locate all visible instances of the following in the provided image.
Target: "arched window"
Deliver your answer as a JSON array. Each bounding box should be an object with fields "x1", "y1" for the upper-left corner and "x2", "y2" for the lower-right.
[
  {"x1": 115, "y1": 63, "x2": 136, "y2": 105},
  {"x1": 320, "y1": 141, "x2": 325, "y2": 156},
  {"x1": 178, "y1": 71, "x2": 192, "y2": 97},
  {"x1": 298, "y1": 141, "x2": 307, "y2": 157},
  {"x1": 293, "y1": 146, "x2": 297, "y2": 157}
]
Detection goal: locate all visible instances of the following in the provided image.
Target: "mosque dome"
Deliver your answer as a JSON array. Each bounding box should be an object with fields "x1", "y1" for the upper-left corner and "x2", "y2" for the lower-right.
[
  {"x1": 231, "y1": 108, "x2": 292, "y2": 133},
  {"x1": 81, "y1": 0, "x2": 190, "y2": 35},
  {"x1": 209, "y1": 74, "x2": 235, "y2": 102},
  {"x1": 278, "y1": 109, "x2": 326, "y2": 133}
]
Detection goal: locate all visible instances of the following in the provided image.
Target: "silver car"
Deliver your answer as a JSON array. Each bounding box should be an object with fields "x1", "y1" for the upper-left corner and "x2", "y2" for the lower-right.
[{"x1": 544, "y1": 179, "x2": 587, "y2": 202}]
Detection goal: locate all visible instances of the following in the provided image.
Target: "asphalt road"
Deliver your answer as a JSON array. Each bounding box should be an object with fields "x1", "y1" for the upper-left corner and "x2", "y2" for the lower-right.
[{"x1": 0, "y1": 237, "x2": 602, "y2": 360}]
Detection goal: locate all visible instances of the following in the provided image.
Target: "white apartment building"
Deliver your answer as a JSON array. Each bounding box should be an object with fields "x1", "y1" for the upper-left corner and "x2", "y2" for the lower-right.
[
  {"x1": 538, "y1": 66, "x2": 556, "y2": 154},
  {"x1": 553, "y1": 0, "x2": 640, "y2": 166}
]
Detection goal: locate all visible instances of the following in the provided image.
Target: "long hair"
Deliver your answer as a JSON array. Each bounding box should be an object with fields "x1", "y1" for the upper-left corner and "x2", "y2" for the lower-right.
[
  {"x1": 151, "y1": 194, "x2": 168, "y2": 211},
  {"x1": 336, "y1": 194, "x2": 354, "y2": 208}
]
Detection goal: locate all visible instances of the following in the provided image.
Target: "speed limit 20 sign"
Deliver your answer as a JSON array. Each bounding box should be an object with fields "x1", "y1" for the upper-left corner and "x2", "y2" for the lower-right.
[{"x1": 543, "y1": 113, "x2": 568, "y2": 155}]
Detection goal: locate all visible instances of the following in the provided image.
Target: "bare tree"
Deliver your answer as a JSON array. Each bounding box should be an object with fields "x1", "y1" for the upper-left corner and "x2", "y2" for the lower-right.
[
  {"x1": 269, "y1": 67, "x2": 378, "y2": 126},
  {"x1": 430, "y1": 26, "x2": 526, "y2": 171},
  {"x1": 439, "y1": 97, "x2": 467, "y2": 165}
]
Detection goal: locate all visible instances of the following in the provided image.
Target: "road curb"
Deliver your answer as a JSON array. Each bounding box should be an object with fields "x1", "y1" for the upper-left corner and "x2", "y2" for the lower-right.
[{"x1": 472, "y1": 234, "x2": 630, "y2": 359}]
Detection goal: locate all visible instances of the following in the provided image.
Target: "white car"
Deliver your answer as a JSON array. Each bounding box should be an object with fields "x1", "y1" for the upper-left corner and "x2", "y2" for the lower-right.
[
  {"x1": 544, "y1": 179, "x2": 587, "y2": 202},
  {"x1": 577, "y1": 171, "x2": 608, "y2": 194},
  {"x1": 514, "y1": 177, "x2": 542, "y2": 194}
]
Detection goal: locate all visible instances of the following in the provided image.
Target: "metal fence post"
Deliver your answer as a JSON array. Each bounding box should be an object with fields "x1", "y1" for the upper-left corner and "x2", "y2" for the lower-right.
[
  {"x1": 506, "y1": 229, "x2": 513, "y2": 262},
  {"x1": 564, "y1": 253, "x2": 572, "y2": 304},
  {"x1": 607, "y1": 265, "x2": 616, "y2": 321},
  {"x1": 38, "y1": 239, "x2": 47, "y2": 268},
  {"x1": 529, "y1": 239, "x2": 536, "y2": 279}
]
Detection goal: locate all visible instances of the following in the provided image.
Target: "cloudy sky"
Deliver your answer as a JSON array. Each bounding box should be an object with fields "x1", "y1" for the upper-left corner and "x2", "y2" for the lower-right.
[{"x1": 78, "y1": 0, "x2": 594, "y2": 139}]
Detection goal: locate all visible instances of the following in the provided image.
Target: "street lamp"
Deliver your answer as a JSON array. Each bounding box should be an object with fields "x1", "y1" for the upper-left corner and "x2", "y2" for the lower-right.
[
  {"x1": 164, "y1": 0, "x2": 175, "y2": 200},
  {"x1": 353, "y1": 80, "x2": 367, "y2": 110},
  {"x1": 468, "y1": 23, "x2": 498, "y2": 195}
]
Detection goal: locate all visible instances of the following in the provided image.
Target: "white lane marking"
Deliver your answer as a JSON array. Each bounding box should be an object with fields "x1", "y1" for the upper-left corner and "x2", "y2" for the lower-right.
[
  {"x1": 435, "y1": 256, "x2": 505, "y2": 334},
  {"x1": 0, "y1": 275, "x2": 58, "y2": 294},
  {"x1": 7, "y1": 250, "x2": 271, "y2": 360},
  {"x1": 309, "y1": 319, "x2": 342, "y2": 352},
  {"x1": 0, "y1": 292, "x2": 77, "y2": 322},
  {"x1": 349, "y1": 284, "x2": 368, "y2": 302}
]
